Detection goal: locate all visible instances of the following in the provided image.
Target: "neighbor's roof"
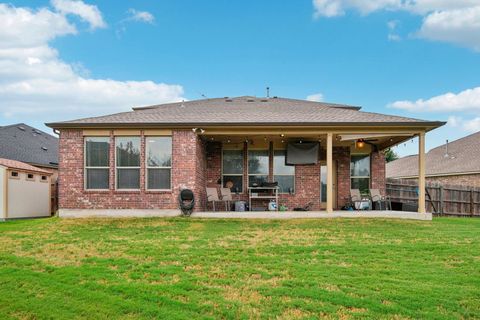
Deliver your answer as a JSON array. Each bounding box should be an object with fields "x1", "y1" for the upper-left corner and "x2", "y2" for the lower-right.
[
  {"x1": 0, "y1": 123, "x2": 59, "y2": 168},
  {"x1": 386, "y1": 131, "x2": 480, "y2": 178},
  {"x1": 46, "y1": 96, "x2": 445, "y2": 129},
  {"x1": 0, "y1": 158, "x2": 52, "y2": 175}
]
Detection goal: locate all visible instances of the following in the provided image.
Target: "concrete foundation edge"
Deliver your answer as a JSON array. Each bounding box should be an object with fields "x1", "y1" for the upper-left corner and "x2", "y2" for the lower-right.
[{"x1": 59, "y1": 209, "x2": 182, "y2": 218}]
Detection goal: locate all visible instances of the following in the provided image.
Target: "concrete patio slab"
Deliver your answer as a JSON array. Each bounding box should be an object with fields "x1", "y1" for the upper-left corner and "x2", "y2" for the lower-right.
[
  {"x1": 190, "y1": 210, "x2": 432, "y2": 220},
  {"x1": 58, "y1": 209, "x2": 431, "y2": 220}
]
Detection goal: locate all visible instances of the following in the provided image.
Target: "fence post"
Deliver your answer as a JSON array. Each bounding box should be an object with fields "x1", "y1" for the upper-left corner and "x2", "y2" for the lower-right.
[
  {"x1": 439, "y1": 186, "x2": 444, "y2": 215},
  {"x1": 471, "y1": 189, "x2": 475, "y2": 216}
]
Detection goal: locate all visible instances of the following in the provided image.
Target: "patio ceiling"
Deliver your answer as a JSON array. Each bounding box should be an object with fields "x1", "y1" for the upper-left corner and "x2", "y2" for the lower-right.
[{"x1": 202, "y1": 132, "x2": 417, "y2": 151}]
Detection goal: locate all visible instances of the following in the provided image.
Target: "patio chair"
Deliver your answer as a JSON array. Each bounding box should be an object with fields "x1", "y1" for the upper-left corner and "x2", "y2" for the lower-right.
[
  {"x1": 220, "y1": 188, "x2": 233, "y2": 211},
  {"x1": 206, "y1": 187, "x2": 224, "y2": 212},
  {"x1": 350, "y1": 189, "x2": 370, "y2": 210},
  {"x1": 370, "y1": 189, "x2": 391, "y2": 210}
]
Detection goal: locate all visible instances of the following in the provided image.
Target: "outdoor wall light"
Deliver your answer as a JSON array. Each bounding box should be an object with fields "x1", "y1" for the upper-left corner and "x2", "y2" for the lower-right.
[
  {"x1": 280, "y1": 134, "x2": 285, "y2": 137},
  {"x1": 192, "y1": 128, "x2": 205, "y2": 134},
  {"x1": 356, "y1": 139, "x2": 365, "y2": 149}
]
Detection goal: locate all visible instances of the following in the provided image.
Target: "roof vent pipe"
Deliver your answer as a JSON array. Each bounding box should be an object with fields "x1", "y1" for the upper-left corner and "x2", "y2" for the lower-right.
[
  {"x1": 266, "y1": 86, "x2": 270, "y2": 98},
  {"x1": 444, "y1": 139, "x2": 449, "y2": 158}
]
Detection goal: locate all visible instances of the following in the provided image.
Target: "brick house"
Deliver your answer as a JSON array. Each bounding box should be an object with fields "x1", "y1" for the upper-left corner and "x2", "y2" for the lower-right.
[
  {"x1": 46, "y1": 96, "x2": 444, "y2": 217},
  {"x1": 387, "y1": 131, "x2": 480, "y2": 187}
]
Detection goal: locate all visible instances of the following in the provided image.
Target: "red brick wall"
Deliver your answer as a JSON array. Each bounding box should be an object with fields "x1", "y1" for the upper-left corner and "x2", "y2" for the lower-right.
[
  {"x1": 58, "y1": 129, "x2": 205, "y2": 211},
  {"x1": 371, "y1": 151, "x2": 386, "y2": 195},
  {"x1": 335, "y1": 147, "x2": 351, "y2": 208},
  {"x1": 206, "y1": 141, "x2": 222, "y2": 188},
  {"x1": 59, "y1": 133, "x2": 386, "y2": 212}
]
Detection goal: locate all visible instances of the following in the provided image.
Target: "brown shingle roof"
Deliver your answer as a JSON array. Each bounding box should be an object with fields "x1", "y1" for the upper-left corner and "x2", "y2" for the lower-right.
[
  {"x1": 46, "y1": 96, "x2": 444, "y2": 129},
  {"x1": 0, "y1": 158, "x2": 52, "y2": 175},
  {"x1": 386, "y1": 131, "x2": 480, "y2": 178}
]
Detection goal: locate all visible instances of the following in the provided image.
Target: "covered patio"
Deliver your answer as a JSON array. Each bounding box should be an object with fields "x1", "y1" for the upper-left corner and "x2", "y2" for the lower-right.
[{"x1": 201, "y1": 127, "x2": 428, "y2": 214}]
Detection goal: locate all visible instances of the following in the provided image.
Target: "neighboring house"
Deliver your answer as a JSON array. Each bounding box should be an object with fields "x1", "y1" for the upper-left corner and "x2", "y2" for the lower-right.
[
  {"x1": 387, "y1": 131, "x2": 480, "y2": 187},
  {"x1": 0, "y1": 123, "x2": 59, "y2": 215},
  {"x1": 0, "y1": 158, "x2": 53, "y2": 220},
  {"x1": 0, "y1": 123, "x2": 59, "y2": 177},
  {"x1": 46, "y1": 96, "x2": 444, "y2": 217}
]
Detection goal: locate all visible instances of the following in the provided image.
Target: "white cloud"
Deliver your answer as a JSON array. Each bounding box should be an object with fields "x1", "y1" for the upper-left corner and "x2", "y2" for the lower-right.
[
  {"x1": 464, "y1": 118, "x2": 480, "y2": 131},
  {"x1": 447, "y1": 115, "x2": 480, "y2": 132},
  {"x1": 389, "y1": 87, "x2": 480, "y2": 113},
  {"x1": 0, "y1": 3, "x2": 184, "y2": 123},
  {"x1": 51, "y1": 0, "x2": 106, "y2": 29},
  {"x1": 313, "y1": 0, "x2": 401, "y2": 18},
  {"x1": 0, "y1": 4, "x2": 76, "y2": 48},
  {"x1": 306, "y1": 93, "x2": 324, "y2": 102},
  {"x1": 417, "y1": 6, "x2": 480, "y2": 51},
  {"x1": 447, "y1": 115, "x2": 462, "y2": 127},
  {"x1": 312, "y1": 0, "x2": 480, "y2": 51},
  {"x1": 387, "y1": 20, "x2": 401, "y2": 41},
  {"x1": 126, "y1": 8, "x2": 155, "y2": 24}
]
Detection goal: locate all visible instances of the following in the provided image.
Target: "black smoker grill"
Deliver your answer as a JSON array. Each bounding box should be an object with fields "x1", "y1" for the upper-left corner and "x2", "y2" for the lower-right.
[{"x1": 179, "y1": 189, "x2": 195, "y2": 216}]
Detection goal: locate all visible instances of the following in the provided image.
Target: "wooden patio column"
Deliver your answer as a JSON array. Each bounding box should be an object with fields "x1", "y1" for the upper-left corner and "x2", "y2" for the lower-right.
[
  {"x1": 418, "y1": 131, "x2": 426, "y2": 214},
  {"x1": 326, "y1": 132, "x2": 333, "y2": 213}
]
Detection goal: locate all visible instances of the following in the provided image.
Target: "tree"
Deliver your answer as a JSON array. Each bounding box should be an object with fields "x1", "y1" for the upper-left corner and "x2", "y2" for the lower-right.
[{"x1": 384, "y1": 148, "x2": 399, "y2": 163}]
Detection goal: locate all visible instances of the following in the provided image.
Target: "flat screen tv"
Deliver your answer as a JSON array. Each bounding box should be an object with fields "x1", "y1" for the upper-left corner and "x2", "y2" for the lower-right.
[{"x1": 286, "y1": 142, "x2": 319, "y2": 165}]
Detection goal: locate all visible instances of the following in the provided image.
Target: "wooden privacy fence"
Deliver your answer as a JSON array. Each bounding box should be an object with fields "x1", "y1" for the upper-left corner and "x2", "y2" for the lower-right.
[{"x1": 387, "y1": 178, "x2": 480, "y2": 216}]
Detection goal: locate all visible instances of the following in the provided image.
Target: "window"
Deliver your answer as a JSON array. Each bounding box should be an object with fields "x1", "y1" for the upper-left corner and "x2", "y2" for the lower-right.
[
  {"x1": 41, "y1": 175, "x2": 48, "y2": 182},
  {"x1": 10, "y1": 171, "x2": 19, "y2": 179},
  {"x1": 222, "y1": 149, "x2": 243, "y2": 193},
  {"x1": 351, "y1": 154, "x2": 370, "y2": 194},
  {"x1": 320, "y1": 165, "x2": 327, "y2": 202},
  {"x1": 273, "y1": 150, "x2": 294, "y2": 193},
  {"x1": 146, "y1": 137, "x2": 172, "y2": 190},
  {"x1": 248, "y1": 149, "x2": 269, "y2": 187},
  {"x1": 116, "y1": 137, "x2": 141, "y2": 189},
  {"x1": 26, "y1": 173, "x2": 35, "y2": 181},
  {"x1": 85, "y1": 137, "x2": 110, "y2": 189}
]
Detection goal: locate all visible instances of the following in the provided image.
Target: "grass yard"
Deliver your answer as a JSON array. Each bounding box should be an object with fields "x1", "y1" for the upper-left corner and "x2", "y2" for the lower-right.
[{"x1": 0, "y1": 217, "x2": 479, "y2": 319}]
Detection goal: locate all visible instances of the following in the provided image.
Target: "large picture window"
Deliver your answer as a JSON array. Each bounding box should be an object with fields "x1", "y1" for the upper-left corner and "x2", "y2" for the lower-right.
[
  {"x1": 85, "y1": 137, "x2": 110, "y2": 190},
  {"x1": 273, "y1": 150, "x2": 295, "y2": 193},
  {"x1": 116, "y1": 137, "x2": 141, "y2": 189},
  {"x1": 146, "y1": 137, "x2": 172, "y2": 190},
  {"x1": 248, "y1": 149, "x2": 269, "y2": 187},
  {"x1": 222, "y1": 149, "x2": 244, "y2": 193},
  {"x1": 351, "y1": 154, "x2": 370, "y2": 194}
]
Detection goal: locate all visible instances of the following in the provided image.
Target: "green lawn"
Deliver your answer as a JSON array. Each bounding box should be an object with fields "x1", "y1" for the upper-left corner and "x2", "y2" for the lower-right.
[{"x1": 0, "y1": 217, "x2": 479, "y2": 319}]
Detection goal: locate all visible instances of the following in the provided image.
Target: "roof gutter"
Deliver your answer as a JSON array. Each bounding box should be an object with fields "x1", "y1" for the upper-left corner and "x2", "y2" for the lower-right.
[{"x1": 46, "y1": 121, "x2": 446, "y2": 130}]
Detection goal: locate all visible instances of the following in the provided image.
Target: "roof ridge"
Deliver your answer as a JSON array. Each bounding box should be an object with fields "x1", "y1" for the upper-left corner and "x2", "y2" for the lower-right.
[
  {"x1": 132, "y1": 96, "x2": 361, "y2": 111},
  {"x1": 430, "y1": 130, "x2": 480, "y2": 152},
  {"x1": 0, "y1": 123, "x2": 25, "y2": 130}
]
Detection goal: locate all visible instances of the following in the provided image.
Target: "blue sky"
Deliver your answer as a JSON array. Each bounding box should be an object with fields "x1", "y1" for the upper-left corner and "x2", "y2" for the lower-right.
[{"x1": 1, "y1": 0, "x2": 480, "y2": 156}]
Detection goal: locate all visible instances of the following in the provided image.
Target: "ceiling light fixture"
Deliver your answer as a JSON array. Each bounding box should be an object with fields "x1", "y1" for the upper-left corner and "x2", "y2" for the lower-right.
[{"x1": 356, "y1": 139, "x2": 365, "y2": 149}]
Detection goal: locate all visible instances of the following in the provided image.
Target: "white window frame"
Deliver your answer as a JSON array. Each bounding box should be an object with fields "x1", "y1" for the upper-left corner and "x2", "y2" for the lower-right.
[
  {"x1": 221, "y1": 147, "x2": 244, "y2": 194},
  {"x1": 247, "y1": 149, "x2": 270, "y2": 187},
  {"x1": 84, "y1": 136, "x2": 110, "y2": 191},
  {"x1": 273, "y1": 149, "x2": 295, "y2": 194},
  {"x1": 115, "y1": 136, "x2": 141, "y2": 191},
  {"x1": 145, "y1": 136, "x2": 172, "y2": 191}
]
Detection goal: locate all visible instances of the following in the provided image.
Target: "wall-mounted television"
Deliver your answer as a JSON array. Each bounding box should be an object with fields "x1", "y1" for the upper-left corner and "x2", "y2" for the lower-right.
[{"x1": 286, "y1": 142, "x2": 319, "y2": 165}]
